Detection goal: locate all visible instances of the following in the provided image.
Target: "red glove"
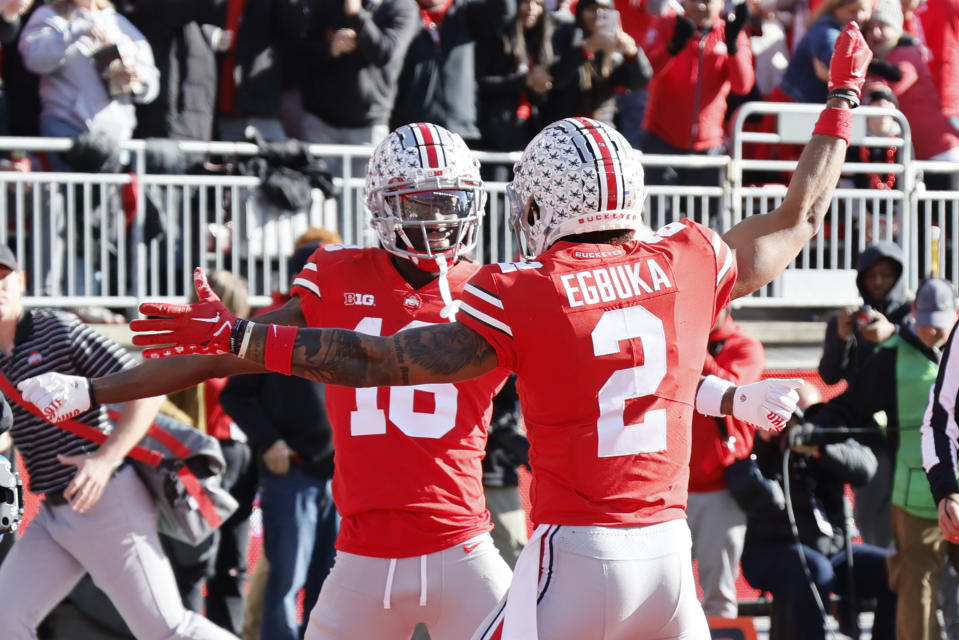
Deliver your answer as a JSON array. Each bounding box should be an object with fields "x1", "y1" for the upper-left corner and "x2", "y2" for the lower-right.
[
  {"x1": 827, "y1": 21, "x2": 873, "y2": 107},
  {"x1": 131, "y1": 267, "x2": 242, "y2": 359}
]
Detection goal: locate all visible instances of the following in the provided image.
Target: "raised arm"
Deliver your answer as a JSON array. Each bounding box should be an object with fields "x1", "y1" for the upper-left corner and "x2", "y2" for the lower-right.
[{"x1": 722, "y1": 22, "x2": 872, "y2": 299}]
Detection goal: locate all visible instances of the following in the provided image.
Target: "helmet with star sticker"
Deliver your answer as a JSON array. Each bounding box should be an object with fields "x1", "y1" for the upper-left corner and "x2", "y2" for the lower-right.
[
  {"x1": 507, "y1": 117, "x2": 645, "y2": 259},
  {"x1": 365, "y1": 123, "x2": 486, "y2": 272}
]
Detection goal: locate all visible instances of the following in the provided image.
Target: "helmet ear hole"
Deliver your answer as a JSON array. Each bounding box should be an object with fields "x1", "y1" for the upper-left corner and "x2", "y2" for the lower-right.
[{"x1": 527, "y1": 200, "x2": 540, "y2": 227}]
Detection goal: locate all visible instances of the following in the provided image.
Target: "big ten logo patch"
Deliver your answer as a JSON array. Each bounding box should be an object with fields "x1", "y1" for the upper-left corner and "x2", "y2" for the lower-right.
[{"x1": 345, "y1": 293, "x2": 376, "y2": 306}]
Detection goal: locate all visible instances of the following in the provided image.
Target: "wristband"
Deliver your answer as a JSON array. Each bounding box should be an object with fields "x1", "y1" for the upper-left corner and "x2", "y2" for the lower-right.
[
  {"x1": 237, "y1": 321, "x2": 255, "y2": 359},
  {"x1": 812, "y1": 107, "x2": 853, "y2": 144},
  {"x1": 695, "y1": 375, "x2": 735, "y2": 417},
  {"x1": 230, "y1": 318, "x2": 249, "y2": 355},
  {"x1": 264, "y1": 324, "x2": 298, "y2": 375}
]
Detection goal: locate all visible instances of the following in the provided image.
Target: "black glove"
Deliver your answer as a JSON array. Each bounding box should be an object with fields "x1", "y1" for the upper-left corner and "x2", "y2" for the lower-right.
[
  {"x1": 724, "y1": 2, "x2": 749, "y2": 54},
  {"x1": 868, "y1": 59, "x2": 903, "y2": 83},
  {"x1": 667, "y1": 16, "x2": 696, "y2": 55}
]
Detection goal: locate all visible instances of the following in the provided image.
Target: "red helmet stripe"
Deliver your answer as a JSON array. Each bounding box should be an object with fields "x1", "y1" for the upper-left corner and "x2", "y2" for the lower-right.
[
  {"x1": 575, "y1": 118, "x2": 619, "y2": 211},
  {"x1": 414, "y1": 123, "x2": 440, "y2": 168}
]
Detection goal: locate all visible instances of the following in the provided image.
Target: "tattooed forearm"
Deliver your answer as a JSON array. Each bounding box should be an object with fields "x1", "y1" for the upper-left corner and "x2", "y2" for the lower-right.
[
  {"x1": 398, "y1": 323, "x2": 496, "y2": 377},
  {"x1": 243, "y1": 321, "x2": 498, "y2": 387},
  {"x1": 294, "y1": 329, "x2": 382, "y2": 386},
  {"x1": 392, "y1": 340, "x2": 411, "y2": 386}
]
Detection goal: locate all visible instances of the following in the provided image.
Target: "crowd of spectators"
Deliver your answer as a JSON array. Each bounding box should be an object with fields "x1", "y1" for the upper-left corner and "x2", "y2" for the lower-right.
[{"x1": 0, "y1": 0, "x2": 952, "y2": 173}]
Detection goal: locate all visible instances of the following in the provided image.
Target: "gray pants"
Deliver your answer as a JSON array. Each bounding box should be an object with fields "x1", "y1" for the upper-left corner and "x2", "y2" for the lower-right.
[
  {"x1": 304, "y1": 533, "x2": 511, "y2": 640},
  {"x1": 485, "y1": 486, "x2": 528, "y2": 570},
  {"x1": 0, "y1": 466, "x2": 238, "y2": 640},
  {"x1": 687, "y1": 488, "x2": 747, "y2": 618}
]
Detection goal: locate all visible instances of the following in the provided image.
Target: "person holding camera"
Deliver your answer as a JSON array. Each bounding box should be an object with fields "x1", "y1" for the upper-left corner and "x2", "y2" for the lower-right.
[
  {"x1": 819, "y1": 241, "x2": 911, "y2": 386},
  {"x1": 543, "y1": 0, "x2": 651, "y2": 126},
  {"x1": 740, "y1": 400, "x2": 896, "y2": 640},
  {"x1": 18, "y1": 0, "x2": 159, "y2": 159},
  {"x1": 687, "y1": 307, "x2": 765, "y2": 619},
  {"x1": 819, "y1": 241, "x2": 910, "y2": 546},
  {"x1": 639, "y1": 0, "x2": 754, "y2": 222},
  {"x1": 806, "y1": 278, "x2": 958, "y2": 639}
]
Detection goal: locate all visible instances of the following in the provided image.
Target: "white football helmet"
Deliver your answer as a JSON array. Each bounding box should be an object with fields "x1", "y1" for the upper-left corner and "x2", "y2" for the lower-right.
[
  {"x1": 508, "y1": 117, "x2": 645, "y2": 258},
  {"x1": 365, "y1": 123, "x2": 486, "y2": 272}
]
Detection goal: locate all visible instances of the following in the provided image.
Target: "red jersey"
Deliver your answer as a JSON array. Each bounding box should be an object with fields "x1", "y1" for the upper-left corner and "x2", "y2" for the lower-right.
[
  {"x1": 292, "y1": 246, "x2": 509, "y2": 557},
  {"x1": 457, "y1": 220, "x2": 736, "y2": 527}
]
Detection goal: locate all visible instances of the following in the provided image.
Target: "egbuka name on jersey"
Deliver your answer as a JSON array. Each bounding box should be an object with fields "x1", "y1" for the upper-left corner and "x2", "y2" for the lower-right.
[{"x1": 557, "y1": 257, "x2": 675, "y2": 309}]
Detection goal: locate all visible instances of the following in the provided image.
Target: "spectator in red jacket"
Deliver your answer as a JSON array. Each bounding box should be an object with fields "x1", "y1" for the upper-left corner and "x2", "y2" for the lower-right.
[
  {"x1": 640, "y1": 0, "x2": 754, "y2": 222},
  {"x1": 914, "y1": 0, "x2": 959, "y2": 129},
  {"x1": 613, "y1": 0, "x2": 675, "y2": 146},
  {"x1": 687, "y1": 308, "x2": 765, "y2": 619}
]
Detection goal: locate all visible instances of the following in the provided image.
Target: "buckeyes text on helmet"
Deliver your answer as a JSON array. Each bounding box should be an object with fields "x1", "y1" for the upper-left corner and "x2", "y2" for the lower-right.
[
  {"x1": 508, "y1": 117, "x2": 646, "y2": 258},
  {"x1": 365, "y1": 123, "x2": 487, "y2": 272}
]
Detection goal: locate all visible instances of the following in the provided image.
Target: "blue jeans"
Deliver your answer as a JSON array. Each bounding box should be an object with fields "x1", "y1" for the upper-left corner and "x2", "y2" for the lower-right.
[
  {"x1": 260, "y1": 466, "x2": 338, "y2": 640},
  {"x1": 741, "y1": 540, "x2": 895, "y2": 640},
  {"x1": 38, "y1": 115, "x2": 83, "y2": 173}
]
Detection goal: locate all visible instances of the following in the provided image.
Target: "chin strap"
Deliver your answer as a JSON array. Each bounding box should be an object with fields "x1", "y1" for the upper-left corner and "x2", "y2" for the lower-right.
[{"x1": 435, "y1": 254, "x2": 460, "y2": 322}]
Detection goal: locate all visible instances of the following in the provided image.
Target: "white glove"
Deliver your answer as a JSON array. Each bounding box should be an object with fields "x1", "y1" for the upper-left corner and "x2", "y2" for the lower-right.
[
  {"x1": 17, "y1": 373, "x2": 92, "y2": 423},
  {"x1": 731, "y1": 378, "x2": 803, "y2": 432}
]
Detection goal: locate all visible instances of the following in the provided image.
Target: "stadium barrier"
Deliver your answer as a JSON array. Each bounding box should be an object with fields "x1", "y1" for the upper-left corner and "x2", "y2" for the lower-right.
[{"x1": 0, "y1": 102, "x2": 954, "y2": 312}]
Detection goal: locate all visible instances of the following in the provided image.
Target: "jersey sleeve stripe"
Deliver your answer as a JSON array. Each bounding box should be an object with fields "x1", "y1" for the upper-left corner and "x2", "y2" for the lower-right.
[
  {"x1": 459, "y1": 302, "x2": 513, "y2": 337},
  {"x1": 710, "y1": 230, "x2": 734, "y2": 286},
  {"x1": 292, "y1": 277, "x2": 321, "y2": 299},
  {"x1": 716, "y1": 244, "x2": 734, "y2": 286},
  {"x1": 464, "y1": 283, "x2": 504, "y2": 309}
]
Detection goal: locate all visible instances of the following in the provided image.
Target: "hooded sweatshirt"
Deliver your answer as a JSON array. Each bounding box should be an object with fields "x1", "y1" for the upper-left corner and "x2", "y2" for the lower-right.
[{"x1": 818, "y1": 241, "x2": 911, "y2": 385}]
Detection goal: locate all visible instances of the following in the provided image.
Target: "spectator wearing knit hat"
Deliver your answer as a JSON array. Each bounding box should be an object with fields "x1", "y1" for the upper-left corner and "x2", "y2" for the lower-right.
[{"x1": 866, "y1": 0, "x2": 959, "y2": 170}]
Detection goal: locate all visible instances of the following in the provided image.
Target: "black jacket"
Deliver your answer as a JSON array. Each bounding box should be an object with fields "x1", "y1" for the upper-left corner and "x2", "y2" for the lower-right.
[
  {"x1": 810, "y1": 323, "x2": 940, "y2": 461},
  {"x1": 475, "y1": 12, "x2": 579, "y2": 150},
  {"x1": 219, "y1": 372, "x2": 334, "y2": 479},
  {"x1": 296, "y1": 0, "x2": 418, "y2": 128},
  {"x1": 819, "y1": 241, "x2": 912, "y2": 385},
  {"x1": 128, "y1": 0, "x2": 220, "y2": 140},
  {"x1": 745, "y1": 424, "x2": 877, "y2": 557},
  {"x1": 391, "y1": 0, "x2": 515, "y2": 141}
]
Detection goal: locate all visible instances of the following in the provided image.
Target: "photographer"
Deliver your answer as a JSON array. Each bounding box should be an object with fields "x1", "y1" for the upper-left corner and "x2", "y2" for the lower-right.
[
  {"x1": 807, "y1": 278, "x2": 958, "y2": 639},
  {"x1": 818, "y1": 241, "x2": 911, "y2": 386},
  {"x1": 740, "y1": 402, "x2": 896, "y2": 640}
]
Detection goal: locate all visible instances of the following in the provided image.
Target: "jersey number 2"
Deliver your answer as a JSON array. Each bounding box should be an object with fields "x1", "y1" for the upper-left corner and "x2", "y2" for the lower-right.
[
  {"x1": 592, "y1": 306, "x2": 668, "y2": 458},
  {"x1": 349, "y1": 317, "x2": 459, "y2": 439}
]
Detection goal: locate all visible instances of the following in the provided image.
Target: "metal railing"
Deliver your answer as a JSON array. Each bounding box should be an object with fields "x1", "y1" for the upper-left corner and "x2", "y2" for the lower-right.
[{"x1": 1, "y1": 104, "x2": 955, "y2": 311}]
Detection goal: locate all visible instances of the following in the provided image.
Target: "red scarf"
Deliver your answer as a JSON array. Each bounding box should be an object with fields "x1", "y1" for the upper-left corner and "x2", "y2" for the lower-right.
[
  {"x1": 218, "y1": 0, "x2": 247, "y2": 115},
  {"x1": 420, "y1": 0, "x2": 456, "y2": 42}
]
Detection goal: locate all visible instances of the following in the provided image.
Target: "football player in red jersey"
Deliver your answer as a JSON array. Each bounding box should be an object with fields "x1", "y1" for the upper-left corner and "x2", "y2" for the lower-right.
[
  {"x1": 21, "y1": 22, "x2": 872, "y2": 640},
  {"x1": 21, "y1": 123, "x2": 516, "y2": 640}
]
